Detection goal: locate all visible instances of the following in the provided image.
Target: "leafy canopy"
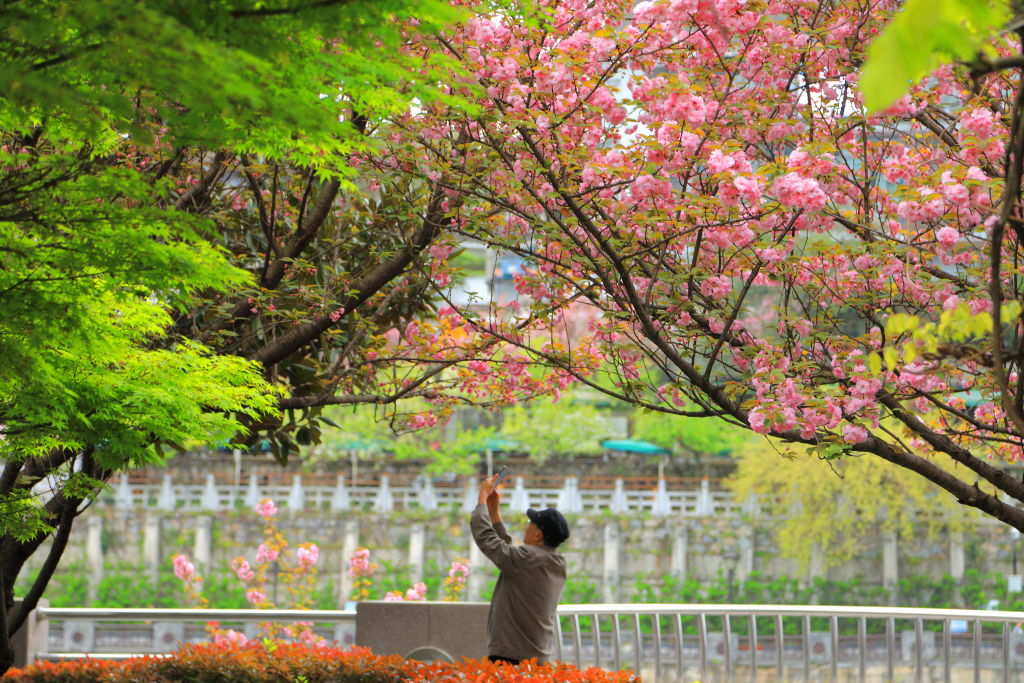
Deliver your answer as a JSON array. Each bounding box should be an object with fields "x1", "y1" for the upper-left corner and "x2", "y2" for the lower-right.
[
  {"x1": 727, "y1": 437, "x2": 976, "y2": 570},
  {"x1": 0, "y1": 0, "x2": 466, "y2": 169},
  {"x1": 860, "y1": 0, "x2": 1008, "y2": 112}
]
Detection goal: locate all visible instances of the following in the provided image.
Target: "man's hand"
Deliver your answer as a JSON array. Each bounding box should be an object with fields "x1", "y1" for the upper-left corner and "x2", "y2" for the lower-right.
[
  {"x1": 479, "y1": 474, "x2": 503, "y2": 523},
  {"x1": 477, "y1": 473, "x2": 497, "y2": 505}
]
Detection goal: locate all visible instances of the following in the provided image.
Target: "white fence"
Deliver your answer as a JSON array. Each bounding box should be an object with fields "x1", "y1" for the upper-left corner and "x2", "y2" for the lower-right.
[{"x1": 105, "y1": 472, "x2": 747, "y2": 517}]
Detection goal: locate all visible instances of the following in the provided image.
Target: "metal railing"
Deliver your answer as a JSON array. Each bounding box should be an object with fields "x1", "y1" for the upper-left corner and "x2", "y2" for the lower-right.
[
  {"x1": 555, "y1": 604, "x2": 1024, "y2": 683},
  {"x1": 25, "y1": 604, "x2": 1024, "y2": 682}
]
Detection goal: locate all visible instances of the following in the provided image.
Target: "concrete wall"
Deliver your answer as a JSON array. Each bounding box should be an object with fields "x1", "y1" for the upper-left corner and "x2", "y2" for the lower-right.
[{"x1": 22, "y1": 505, "x2": 1012, "y2": 607}]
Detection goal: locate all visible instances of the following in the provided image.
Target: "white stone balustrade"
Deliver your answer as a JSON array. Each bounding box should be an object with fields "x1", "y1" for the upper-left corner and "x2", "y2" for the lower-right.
[{"x1": 103, "y1": 473, "x2": 747, "y2": 517}]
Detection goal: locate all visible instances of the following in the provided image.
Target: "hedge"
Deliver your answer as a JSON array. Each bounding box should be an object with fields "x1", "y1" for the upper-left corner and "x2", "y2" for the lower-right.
[{"x1": 2, "y1": 643, "x2": 638, "y2": 682}]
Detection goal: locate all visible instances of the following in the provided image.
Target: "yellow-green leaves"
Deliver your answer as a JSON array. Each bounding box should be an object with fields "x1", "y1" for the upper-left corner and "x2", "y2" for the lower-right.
[
  {"x1": 870, "y1": 300, "x2": 1022, "y2": 370},
  {"x1": 860, "y1": 0, "x2": 1008, "y2": 113}
]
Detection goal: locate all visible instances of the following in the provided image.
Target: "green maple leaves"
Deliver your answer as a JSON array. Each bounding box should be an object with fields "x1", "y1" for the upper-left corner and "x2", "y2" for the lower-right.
[{"x1": 860, "y1": 0, "x2": 1008, "y2": 113}]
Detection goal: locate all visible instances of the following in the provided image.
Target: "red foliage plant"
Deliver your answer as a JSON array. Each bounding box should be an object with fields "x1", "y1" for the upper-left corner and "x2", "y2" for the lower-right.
[{"x1": 2, "y1": 643, "x2": 638, "y2": 683}]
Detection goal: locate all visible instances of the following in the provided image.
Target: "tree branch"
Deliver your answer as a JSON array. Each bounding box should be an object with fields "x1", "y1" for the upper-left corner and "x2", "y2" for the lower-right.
[
  {"x1": 230, "y1": 0, "x2": 353, "y2": 17},
  {"x1": 173, "y1": 151, "x2": 228, "y2": 211},
  {"x1": 250, "y1": 179, "x2": 453, "y2": 367},
  {"x1": 5, "y1": 493, "x2": 76, "y2": 636}
]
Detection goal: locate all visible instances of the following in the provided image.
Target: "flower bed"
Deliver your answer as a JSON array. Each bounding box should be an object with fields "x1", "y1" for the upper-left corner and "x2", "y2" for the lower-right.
[{"x1": 3, "y1": 643, "x2": 637, "y2": 682}]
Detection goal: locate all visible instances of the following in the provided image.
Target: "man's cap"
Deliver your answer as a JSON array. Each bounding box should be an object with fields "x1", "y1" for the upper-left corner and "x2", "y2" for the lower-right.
[{"x1": 527, "y1": 507, "x2": 570, "y2": 547}]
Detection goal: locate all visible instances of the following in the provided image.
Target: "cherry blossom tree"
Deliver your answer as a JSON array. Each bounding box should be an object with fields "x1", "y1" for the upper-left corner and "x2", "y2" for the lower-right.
[{"x1": 374, "y1": 0, "x2": 1024, "y2": 532}]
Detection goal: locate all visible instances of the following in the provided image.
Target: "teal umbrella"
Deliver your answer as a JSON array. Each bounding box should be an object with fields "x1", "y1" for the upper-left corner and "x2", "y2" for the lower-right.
[
  {"x1": 480, "y1": 437, "x2": 520, "y2": 452},
  {"x1": 601, "y1": 439, "x2": 670, "y2": 455}
]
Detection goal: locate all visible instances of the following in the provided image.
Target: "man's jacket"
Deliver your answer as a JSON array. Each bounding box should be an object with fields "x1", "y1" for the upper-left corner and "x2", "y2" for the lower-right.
[{"x1": 470, "y1": 503, "x2": 567, "y2": 662}]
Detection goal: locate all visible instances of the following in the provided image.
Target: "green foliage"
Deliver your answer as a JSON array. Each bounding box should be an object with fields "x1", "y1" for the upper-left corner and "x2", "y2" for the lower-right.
[
  {"x1": 632, "y1": 412, "x2": 754, "y2": 457},
  {"x1": 860, "y1": 0, "x2": 1008, "y2": 112},
  {"x1": 314, "y1": 403, "x2": 495, "y2": 475},
  {"x1": 726, "y1": 438, "x2": 976, "y2": 570},
  {"x1": 0, "y1": 149, "x2": 279, "y2": 541},
  {"x1": 498, "y1": 400, "x2": 609, "y2": 462},
  {"x1": 0, "y1": 0, "x2": 467, "y2": 171},
  {"x1": 874, "y1": 301, "x2": 1022, "y2": 369}
]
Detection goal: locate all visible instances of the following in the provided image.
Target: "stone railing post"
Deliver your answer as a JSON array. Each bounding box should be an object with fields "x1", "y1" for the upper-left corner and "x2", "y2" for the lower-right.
[
  {"x1": 143, "y1": 513, "x2": 163, "y2": 585},
  {"x1": 883, "y1": 530, "x2": 899, "y2": 590},
  {"x1": 287, "y1": 475, "x2": 304, "y2": 513},
  {"x1": 338, "y1": 519, "x2": 359, "y2": 607},
  {"x1": 949, "y1": 530, "x2": 965, "y2": 581},
  {"x1": 86, "y1": 515, "x2": 103, "y2": 603},
  {"x1": 157, "y1": 473, "x2": 176, "y2": 511},
  {"x1": 200, "y1": 473, "x2": 220, "y2": 511},
  {"x1": 603, "y1": 522, "x2": 620, "y2": 602},
  {"x1": 374, "y1": 475, "x2": 393, "y2": 513},
  {"x1": 11, "y1": 599, "x2": 49, "y2": 668},
  {"x1": 331, "y1": 475, "x2": 350, "y2": 512},
  {"x1": 408, "y1": 524, "x2": 426, "y2": 584},
  {"x1": 194, "y1": 516, "x2": 213, "y2": 572},
  {"x1": 671, "y1": 525, "x2": 688, "y2": 580}
]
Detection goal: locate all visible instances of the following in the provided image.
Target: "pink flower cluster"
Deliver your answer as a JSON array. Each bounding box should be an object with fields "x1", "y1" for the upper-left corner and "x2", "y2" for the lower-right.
[
  {"x1": 448, "y1": 560, "x2": 470, "y2": 579},
  {"x1": 772, "y1": 172, "x2": 827, "y2": 212},
  {"x1": 405, "y1": 582, "x2": 428, "y2": 600},
  {"x1": 348, "y1": 548, "x2": 375, "y2": 578},
  {"x1": 213, "y1": 629, "x2": 248, "y2": 647},
  {"x1": 232, "y1": 558, "x2": 255, "y2": 581},
  {"x1": 385, "y1": 581, "x2": 428, "y2": 601},
  {"x1": 255, "y1": 498, "x2": 278, "y2": 519},
  {"x1": 256, "y1": 542, "x2": 280, "y2": 563},
  {"x1": 700, "y1": 275, "x2": 732, "y2": 300},
  {"x1": 246, "y1": 588, "x2": 266, "y2": 606},
  {"x1": 297, "y1": 544, "x2": 319, "y2": 567},
  {"x1": 172, "y1": 554, "x2": 195, "y2": 580}
]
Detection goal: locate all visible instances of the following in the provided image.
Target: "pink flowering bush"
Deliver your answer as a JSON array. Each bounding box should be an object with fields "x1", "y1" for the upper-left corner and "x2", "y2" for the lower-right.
[
  {"x1": 444, "y1": 558, "x2": 471, "y2": 602},
  {"x1": 384, "y1": 582, "x2": 428, "y2": 602},
  {"x1": 171, "y1": 498, "x2": 323, "y2": 646},
  {"x1": 348, "y1": 547, "x2": 378, "y2": 601}
]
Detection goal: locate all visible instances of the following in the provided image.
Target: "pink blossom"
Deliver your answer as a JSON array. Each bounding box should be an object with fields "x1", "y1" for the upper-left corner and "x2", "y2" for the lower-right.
[
  {"x1": 679, "y1": 131, "x2": 700, "y2": 156},
  {"x1": 257, "y1": 543, "x2": 280, "y2": 564},
  {"x1": 297, "y1": 627, "x2": 323, "y2": 647},
  {"x1": 700, "y1": 275, "x2": 732, "y2": 300},
  {"x1": 960, "y1": 108, "x2": 996, "y2": 138},
  {"x1": 936, "y1": 226, "x2": 959, "y2": 246},
  {"x1": 708, "y1": 149, "x2": 736, "y2": 174},
  {"x1": 214, "y1": 630, "x2": 248, "y2": 647},
  {"x1": 448, "y1": 560, "x2": 471, "y2": 578},
  {"x1": 255, "y1": 498, "x2": 278, "y2": 519},
  {"x1": 384, "y1": 591, "x2": 404, "y2": 601},
  {"x1": 748, "y1": 408, "x2": 769, "y2": 434},
  {"x1": 297, "y1": 544, "x2": 320, "y2": 567},
  {"x1": 348, "y1": 548, "x2": 375, "y2": 578},
  {"x1": 405, "y1": 582, "x2": 428, "y2": 600},
  {"x1": 245, "y1": 589, "x2": 266, "y2": 606},
  {"x1": 733, "y1": 176, "x2": 761, "y2": 205},
  {"x1": 966, "y1": 166, "x2": 988, "y2": 182},
  {"x1": 786, "y1": 147, "x2": 811, "y2": 170},
  {"x1": 172, "y1": 554, "x2": 195, "y2": 581},
  {"x1": 842, "y1": 423, "x2": 868, "y2": 443},
  {"x1": 232, "y1": 558, "x2": 255, "y2": 582},
  {"x1": 773, "y1": 172, "x2": 827, "y2": 212}
]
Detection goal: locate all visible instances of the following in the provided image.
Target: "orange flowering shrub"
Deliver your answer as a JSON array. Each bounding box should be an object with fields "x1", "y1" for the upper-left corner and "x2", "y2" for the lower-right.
[{"x1": 3, "y1": 643, "x2": 638, "y2": 682}]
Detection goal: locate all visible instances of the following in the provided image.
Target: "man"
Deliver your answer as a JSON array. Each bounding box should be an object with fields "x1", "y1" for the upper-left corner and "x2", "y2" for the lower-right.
[{"x1": 470, "y1": 473, "x2": 569, "y2": 665}]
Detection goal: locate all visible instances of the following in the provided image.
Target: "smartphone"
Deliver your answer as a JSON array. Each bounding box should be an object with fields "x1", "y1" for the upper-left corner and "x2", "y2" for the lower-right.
[{"x1": 494, "y1": 466, "x2": 510, "y2": 487}]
